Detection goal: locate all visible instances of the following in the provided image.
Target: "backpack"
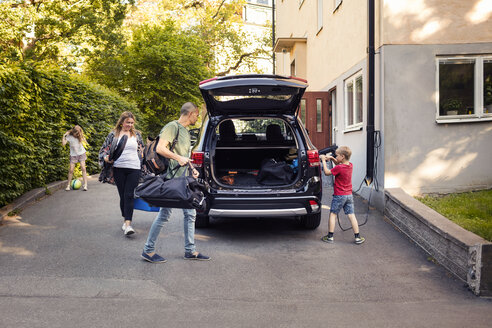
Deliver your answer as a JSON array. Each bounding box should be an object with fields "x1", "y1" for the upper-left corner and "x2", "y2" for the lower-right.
[{"x1": 143, "y1": 127, "x2": 180, "y2": 175}]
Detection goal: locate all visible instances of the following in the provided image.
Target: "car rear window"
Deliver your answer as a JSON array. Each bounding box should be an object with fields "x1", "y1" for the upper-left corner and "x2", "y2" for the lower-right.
[{"x1": 210, "y1": 86, "x2": 299, "y2": 103}]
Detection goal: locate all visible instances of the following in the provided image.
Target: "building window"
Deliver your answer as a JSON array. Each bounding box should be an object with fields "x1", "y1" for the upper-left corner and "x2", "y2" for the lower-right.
[
  {"x1": 484, "y1": 60, "x2": 492, "y2": 113},
  {"x1": 247, "y1": 0, "x2": 271, "y2": 5},
  {"x1": 290, "y1": 59, "x2": 296, "y2": 76},
  {"x1": 244, "y1": 5, "x2": 269, "y2": 24},
  {"x1": 437, "y1": 56, "x2": 492, "y2": 122},
  {"x1": 300, "y1": 99, "x2": 306, "y2": 125},
  {"x1": 344, "y1": 72, "x2": 363, "y2": 129},
  {"x1": 317, "y1": 0, "x2": 323, "y2": 33},
  {"x1": 316, "y1": 99, "x2": 323, "y2": 132},
  {"x1": 334, "y1": 0, "x2": 342, "y2": 12}
]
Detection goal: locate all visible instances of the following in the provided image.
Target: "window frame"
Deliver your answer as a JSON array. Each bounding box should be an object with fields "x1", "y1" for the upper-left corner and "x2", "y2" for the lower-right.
[
  {"x1": 344, "y1": 71, "x2": 364, "y2": 132},
  {"x1": 436, "y1": 55, "x2": 492, "y2": 124}
]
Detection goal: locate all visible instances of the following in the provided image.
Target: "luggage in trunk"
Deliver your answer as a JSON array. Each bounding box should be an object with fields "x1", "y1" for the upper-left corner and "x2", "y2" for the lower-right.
[{"x1": 212, "y1": 147, "x2": 299, "y2": 187}]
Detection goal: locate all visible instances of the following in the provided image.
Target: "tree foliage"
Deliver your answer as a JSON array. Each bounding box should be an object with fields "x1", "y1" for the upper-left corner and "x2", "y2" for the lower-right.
[
  {"x1": 126, "y1": 0, "x2": 272, "y2": 76},
  {"x1": 88, "y1": 21, "x2": 212, "y2": 136},
  {"x1": 0, "y1": 62, "x2": 137, "y2": 207},
  {"x1": 0, "y1": 0, "x2": 134, "y2": 69}
]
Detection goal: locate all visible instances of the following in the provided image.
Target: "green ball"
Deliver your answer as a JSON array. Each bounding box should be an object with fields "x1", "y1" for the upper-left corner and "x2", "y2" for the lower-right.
[{"x1": 71, "y1": 179, "x2": 82, "y2": 190}]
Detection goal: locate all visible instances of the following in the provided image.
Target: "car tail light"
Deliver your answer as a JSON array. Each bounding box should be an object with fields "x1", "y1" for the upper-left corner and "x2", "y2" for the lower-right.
[
  {"x1": 309, "y1": 200, "x2": 320, "y2": 212},
  {"x1": 307, "y1": 150, "x2": 320, "y2": 167},
  {"x1": 191, "y1": 151, "x2": 204, "y2": 167}
]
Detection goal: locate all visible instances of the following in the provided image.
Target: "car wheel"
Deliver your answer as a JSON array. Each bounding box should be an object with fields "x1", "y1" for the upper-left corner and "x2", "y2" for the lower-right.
[
  {"x1": 195, "y1": 213, "x2": 210, "y2": 228},
  {"x1": 300, "y1": 212, "x2": 321, "y2": 229}
]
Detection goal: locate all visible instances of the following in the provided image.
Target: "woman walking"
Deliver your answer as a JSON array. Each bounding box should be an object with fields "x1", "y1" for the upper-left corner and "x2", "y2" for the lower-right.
[
  {"x1": 62, "y1": 125, "x2": 88, "y2": 191},
  {"x1": 99, "y1": 112, "x2": 144, "y2": 236}
]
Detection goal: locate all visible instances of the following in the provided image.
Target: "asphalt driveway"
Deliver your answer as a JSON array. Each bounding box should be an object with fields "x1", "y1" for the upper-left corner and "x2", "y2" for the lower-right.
[{"x1": 0, "y1": 176, "x2": 491, "y2": 327}]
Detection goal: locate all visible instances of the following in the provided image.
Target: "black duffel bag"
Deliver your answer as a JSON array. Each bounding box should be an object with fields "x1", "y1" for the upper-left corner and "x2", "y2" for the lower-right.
[
  {"x1": 134, "y1": 169, "x2": 206, "y2": 211},
  {"x1": 256, "y1": 158, "x2": 294, "y2": 185}
]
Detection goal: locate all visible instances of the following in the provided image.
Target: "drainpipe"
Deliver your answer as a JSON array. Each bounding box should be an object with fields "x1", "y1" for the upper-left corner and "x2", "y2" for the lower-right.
[
  {"x1": 272, "y1": 0, "x2": 276, "y2": 74},
  {"x1": 366, "y1": 0, "x2": 375, "y2": 185}
]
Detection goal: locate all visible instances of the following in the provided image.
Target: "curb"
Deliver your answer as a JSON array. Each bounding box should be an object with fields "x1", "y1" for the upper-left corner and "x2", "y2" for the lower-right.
[{"x1": 0, "y1": 178, "x2": 89, "y2": 225}]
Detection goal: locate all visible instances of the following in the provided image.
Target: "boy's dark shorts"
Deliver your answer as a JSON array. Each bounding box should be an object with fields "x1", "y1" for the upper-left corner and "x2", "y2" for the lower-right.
[{"x1": 330, "y1": 195, "x2": 355, "y2": 215}]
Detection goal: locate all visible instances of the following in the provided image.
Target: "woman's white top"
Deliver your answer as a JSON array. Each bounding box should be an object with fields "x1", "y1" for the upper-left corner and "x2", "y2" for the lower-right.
[
  {"x1": 113, "y1": 135, "x2": 140, "y2": 169},
  {"x1": 66, "y1": 135, "x2": 86, "y2": 156}
]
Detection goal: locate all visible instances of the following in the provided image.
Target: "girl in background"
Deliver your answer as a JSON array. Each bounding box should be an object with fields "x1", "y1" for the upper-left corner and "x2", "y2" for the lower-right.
[{"x1": 62, "y1": 125, "x2": 88, "y2": 191}]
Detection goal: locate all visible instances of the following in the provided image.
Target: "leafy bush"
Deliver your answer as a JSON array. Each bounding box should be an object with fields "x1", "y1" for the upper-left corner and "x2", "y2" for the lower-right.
[{"x1": 0, "y1": 62, "x2": 137, "y2": 207}]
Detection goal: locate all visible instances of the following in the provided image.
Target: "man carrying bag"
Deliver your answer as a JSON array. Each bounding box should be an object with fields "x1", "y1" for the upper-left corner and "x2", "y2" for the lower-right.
[{"x1": 141, "y1": 102, "x2": 210, "y2": 263}]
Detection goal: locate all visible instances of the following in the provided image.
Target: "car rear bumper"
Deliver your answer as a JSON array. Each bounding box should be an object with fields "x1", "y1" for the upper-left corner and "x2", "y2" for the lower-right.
[
  {"x1": 209, "y1": 207, "x2": 308, "y2": 217},
  {"x1": 206, "y1": 195, "x2": 321, "y2": 218}
]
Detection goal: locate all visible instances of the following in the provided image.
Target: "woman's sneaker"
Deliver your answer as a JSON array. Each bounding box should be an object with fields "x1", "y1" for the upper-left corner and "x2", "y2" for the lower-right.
[
  {"x1": 124, "y1": 225, "x2": 135, "y2": 236},
  {"x1": 355, "y1": 236, "x2": 365, "y2": 244}
]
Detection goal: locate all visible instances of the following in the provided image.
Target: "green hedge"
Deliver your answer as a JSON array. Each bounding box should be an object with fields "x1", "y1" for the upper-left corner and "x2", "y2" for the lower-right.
[{"x1": 0, "y1": 63, "x2": 138, "y2": 207}]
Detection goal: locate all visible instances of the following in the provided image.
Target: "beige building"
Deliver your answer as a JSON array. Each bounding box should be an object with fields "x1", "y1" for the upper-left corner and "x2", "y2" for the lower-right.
[
  {"x1": 274, "y1": 0, "x2": 492, "y2": 207},
  {"x1": 242, "y1": 0, "x2": 274, "y2": 74}
]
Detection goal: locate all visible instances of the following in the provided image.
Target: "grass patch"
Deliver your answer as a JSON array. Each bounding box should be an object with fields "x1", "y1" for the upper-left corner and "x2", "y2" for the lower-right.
[{"x1": 416, "y1": 189, "x2": 492, "y2": 242}]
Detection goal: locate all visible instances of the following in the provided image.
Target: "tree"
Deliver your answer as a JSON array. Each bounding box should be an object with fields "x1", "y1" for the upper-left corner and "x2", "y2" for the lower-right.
[
  {"x1": 126, "y1": 0, "x2": 272, "y2": 76},
  {"x1": 115, "y1": 22, "x2": 212, "y2": 135},
  {"x1": 0, "y1": 0, "x2": 134, "y2": 69}
]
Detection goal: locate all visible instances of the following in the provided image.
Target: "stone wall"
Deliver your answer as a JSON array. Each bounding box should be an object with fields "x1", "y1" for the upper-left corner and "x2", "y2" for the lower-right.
[{"x1": 384, "y1": 188, "x2": 491, "y2": 296}]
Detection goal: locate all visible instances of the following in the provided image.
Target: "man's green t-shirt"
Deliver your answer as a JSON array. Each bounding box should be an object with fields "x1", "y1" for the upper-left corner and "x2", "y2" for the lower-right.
[{"x1": 159, "y1": 120, "x2": 191, "y2": 178}]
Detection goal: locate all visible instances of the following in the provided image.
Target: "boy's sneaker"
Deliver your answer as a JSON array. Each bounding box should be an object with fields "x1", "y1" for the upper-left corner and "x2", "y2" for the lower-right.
[
  {"x1": 65, "y1": 185, "x2": 71, "y2": 191},
  {"x1": 321, "y1": 235, "x2": 334, "y2": 243},
  {"x1": 355, "y1": 237, "x2": 365, "y2": 244}
]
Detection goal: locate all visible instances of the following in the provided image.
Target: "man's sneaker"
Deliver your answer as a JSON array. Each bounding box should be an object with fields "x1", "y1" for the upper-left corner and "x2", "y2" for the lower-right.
[
  {"x1": 124, "y1": 225, "x2": 135, "y2": 236},
  {"x1": 355, "y1": 237, "x2": 365, "y2": 244},
  {"x1": 321, "y1": 235, "x2": 334, "y2": 243},
  {"x1": 141, "y1": 252, "x2": 167, "y2": 263},
  {"x1": 184, "y1": 252, "x2": 210, "y2": 261},
  {"x1": 65, "y1": 185, "x2": 71, "y2": 191},
  {"x1": 122, "y1": 224, "x2": 126, "y2": 231}
]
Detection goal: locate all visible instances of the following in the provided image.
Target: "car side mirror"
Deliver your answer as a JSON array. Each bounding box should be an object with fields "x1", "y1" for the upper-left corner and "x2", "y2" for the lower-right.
[{"x1": 189, "y1": 128, "x2": 200, "y2": 147}]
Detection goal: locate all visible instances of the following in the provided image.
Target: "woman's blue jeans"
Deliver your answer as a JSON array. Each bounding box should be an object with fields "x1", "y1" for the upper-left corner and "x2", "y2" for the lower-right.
[{"x1": 143, "y1": 207, "x2": 196, "y2": 255}]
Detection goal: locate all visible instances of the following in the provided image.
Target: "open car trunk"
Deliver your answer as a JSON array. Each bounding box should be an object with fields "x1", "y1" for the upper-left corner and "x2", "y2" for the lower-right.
[
  {"x1": 212, "y1": 146, "x2": 300, "y2": 188},
  {"x1": 209, "y1": 117, "x2": 303, "y2": 188}
]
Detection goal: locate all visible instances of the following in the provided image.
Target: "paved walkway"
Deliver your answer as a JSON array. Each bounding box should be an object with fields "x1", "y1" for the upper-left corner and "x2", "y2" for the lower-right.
[{"x1": 0, "y1": 176, "x2": 491, "y2": 327}]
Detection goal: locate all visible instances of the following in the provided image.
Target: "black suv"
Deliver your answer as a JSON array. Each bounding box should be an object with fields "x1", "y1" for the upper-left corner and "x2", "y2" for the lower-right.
[{"x1": 191, "y1": 75, "x2": 322, "y2": 229}]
